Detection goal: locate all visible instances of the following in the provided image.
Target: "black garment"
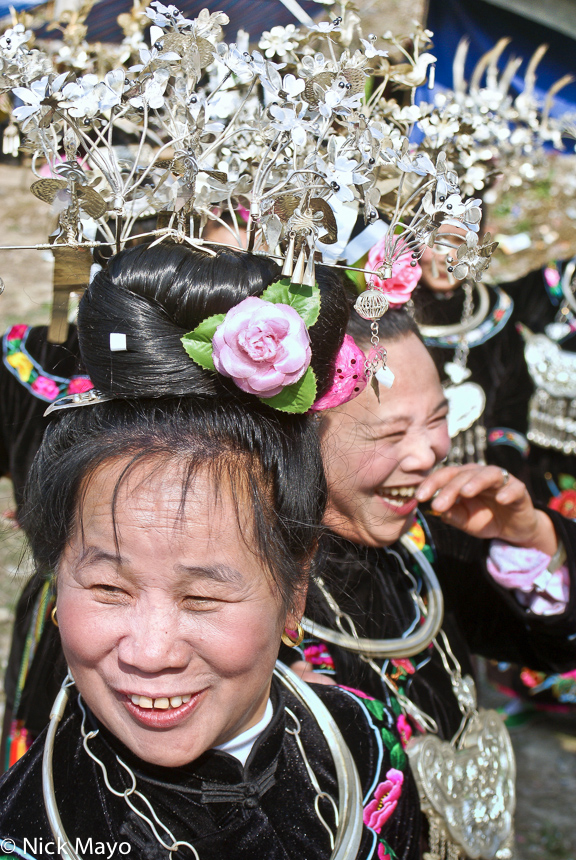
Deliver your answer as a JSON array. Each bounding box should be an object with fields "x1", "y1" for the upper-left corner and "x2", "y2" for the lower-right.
[
  {"x1": 0, "y1": 324, "x2": 81, "y2": 509},
  {"x1": 506, "y1": 265, "x2": 576, "y2": 504},
  {"x1": 1, "y1": 324, "x2": 83, "y2": 756},
  {"x1": 286, "y1": 510, "x2": 576, "y2": 741},
  {"x1": 0, "y1": 679, "x2": 420, "y2": 860},
  {"x1": 413, "y1": 283, "x2": 533, "y2": 479}
]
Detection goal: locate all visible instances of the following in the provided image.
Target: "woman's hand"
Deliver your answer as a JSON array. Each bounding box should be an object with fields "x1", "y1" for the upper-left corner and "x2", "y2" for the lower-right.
[
  {"x1": 415, "y1": 464, "x2": 558, "y2": 556},
  {"x1": 289, "y1": 661, "x2": 336, "y2": 686}
]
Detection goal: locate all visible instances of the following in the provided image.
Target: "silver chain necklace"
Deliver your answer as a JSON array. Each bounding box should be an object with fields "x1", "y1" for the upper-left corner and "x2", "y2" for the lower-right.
[{"x1": 42, "y1": 663, "x2": 363, "y2": 860}]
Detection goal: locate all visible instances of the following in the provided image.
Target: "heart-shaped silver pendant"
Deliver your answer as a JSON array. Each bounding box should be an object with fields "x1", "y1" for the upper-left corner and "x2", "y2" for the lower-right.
[
  {"x1": 444, "y1": 382, "x2": 486, "y2": 438},
  {"x1": 407, "y1": 708, "x2": 516, "y2": 860}
]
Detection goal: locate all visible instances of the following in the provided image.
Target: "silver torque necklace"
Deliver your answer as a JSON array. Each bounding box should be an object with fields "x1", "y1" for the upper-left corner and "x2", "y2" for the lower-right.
[
  {"x1": 302, "y1": 534, "x2": 444, "y2": 658},
  {"x1": 417, "y1": 280, "x2": 490, "y2": 338},
  {"x1": 42, "y1": 663, "x2": 363, "y2": 860}
]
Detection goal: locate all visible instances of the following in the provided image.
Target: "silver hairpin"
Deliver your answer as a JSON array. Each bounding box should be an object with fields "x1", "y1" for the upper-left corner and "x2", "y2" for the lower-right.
[{"x1": 44, "y1": 389, "x2": 113, "y2": 416}]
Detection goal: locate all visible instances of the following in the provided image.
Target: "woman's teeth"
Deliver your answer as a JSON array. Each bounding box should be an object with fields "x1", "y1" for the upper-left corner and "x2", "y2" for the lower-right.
[
  {"x1": 130, "y1": 694, "x2": 192, "y2": 709},
  {"x1": 376, "y1": 486, "x2": 416, "y2": 507}
]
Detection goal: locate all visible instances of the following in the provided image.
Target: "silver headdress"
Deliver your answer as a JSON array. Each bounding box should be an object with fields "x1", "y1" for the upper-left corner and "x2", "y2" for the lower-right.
[{"x1": 0, "y1": 0, "x2": 497, "y2": 396}]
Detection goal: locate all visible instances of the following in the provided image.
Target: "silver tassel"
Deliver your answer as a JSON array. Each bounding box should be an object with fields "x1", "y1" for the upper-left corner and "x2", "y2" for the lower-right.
[
  {"x1": 302, "y1": 250, "x2": 316, "y2": 287},
  {"x1": 281, "y1": 232, "x2": 296, "y2": 278},
  {"x1": 291, "y1": 246, "x2": 306, "y2": 285}
]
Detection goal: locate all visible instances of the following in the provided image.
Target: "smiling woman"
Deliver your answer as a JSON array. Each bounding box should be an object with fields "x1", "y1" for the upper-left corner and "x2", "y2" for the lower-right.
[
  {"x1": 0, "y1": 243, "x2": 420, "y2": 860},
  {"x1": 283, "y1": 305, "x2": 576, "y2": 860}
]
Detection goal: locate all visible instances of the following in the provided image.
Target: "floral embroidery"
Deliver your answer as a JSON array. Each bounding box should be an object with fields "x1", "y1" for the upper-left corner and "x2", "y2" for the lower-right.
[
  {"x1": 391, "y1": 658, "x2": 415, "y2": 676},
  {"x1": 396, "y1": 714, "x2": 413, "y2": 749},
  {"x1": 303, "y1": 642, "x2": 335, "y2": 671},
  {"x1": 6, "y1": 350, "x2": 34, "y2": 382},
  {"x1": 363, "y1": 769, "x2": 404, "y2": 831},
  {"x1": 549, "y1": 489, "x2": 576, "y2": 518},
  {"x1": 31, "y1": 375, "x2": 60, "y2": 399},
  {"x1": 6, "y1": 324, "x2": 28, "y2": 341},
  {"x1": 2, "y1": 324, "x2": 93, "y2": 403},
  {"x1": 378, "y1": 841, "x2": 396, "y2": 860}
]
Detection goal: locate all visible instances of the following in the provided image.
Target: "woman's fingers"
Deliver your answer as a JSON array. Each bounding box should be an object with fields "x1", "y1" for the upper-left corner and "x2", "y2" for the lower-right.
[{"x1": 417, "y1": 465, "x2": 524, "y2": 512}]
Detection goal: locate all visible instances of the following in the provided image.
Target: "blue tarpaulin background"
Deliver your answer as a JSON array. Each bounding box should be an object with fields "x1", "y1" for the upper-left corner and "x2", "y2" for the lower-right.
[
  {"x1": 426, "y1": 0, "x2": 576, "y2": 117},
  {"x1": 2, "y1": 0, "x2": 322, "y2": 41}
]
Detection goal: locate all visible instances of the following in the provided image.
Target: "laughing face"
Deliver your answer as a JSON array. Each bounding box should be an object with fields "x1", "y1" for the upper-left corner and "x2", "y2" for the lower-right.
[
  {"x1": 57, "y1": 459, "x2": 301, "y2": 768},
  {"x1": 322, "y1": 333, "x2": 451, "y2": 546}
]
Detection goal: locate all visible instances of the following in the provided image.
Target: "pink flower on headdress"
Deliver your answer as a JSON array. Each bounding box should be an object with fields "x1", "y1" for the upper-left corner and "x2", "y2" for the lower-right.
[
  {"x1": 212, "y1": 296, "x2": 311, "y2": 397},
  {"x1": 367, "y1": 239, "x2": 421, "y2": 306},
  {"x1": 31, "y1": 376, "x2": 60, "y2": 400},
  {"x1": 310, "y1": 334, "x2": 367, "y2": 411},
  {"x1": 7, "y1": 324, "x2": 28, "y2": 341},
  {"x1": 378, "y1": 845, "x2": 392, "y2": 860},
  {"x1": 67, "y1": 376, "x2": 94, "y2": 394},
  {"x1": 363, "y1": 769, "x2": 404, "y2": 832}
]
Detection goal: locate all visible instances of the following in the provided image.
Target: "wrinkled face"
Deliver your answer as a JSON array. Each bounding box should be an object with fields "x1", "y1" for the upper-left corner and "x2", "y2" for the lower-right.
[
  {"x1": 57, "y1": 460, "x2": 300, "y2": 768},
  {"x1": 322, "y1": 334, "x2": 450, "y2": 546},
  {"x1": 419, "y1": 223, "x2": 467, "y2": 293}
]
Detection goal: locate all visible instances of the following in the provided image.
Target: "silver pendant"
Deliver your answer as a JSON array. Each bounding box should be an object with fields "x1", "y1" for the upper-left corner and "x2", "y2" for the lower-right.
[
  {"x1": 444, "y1": 382, "x2": 486, "y2": 438},
  {"x1": 407, "y1": 708, "x2": 516, "y2": 860}
]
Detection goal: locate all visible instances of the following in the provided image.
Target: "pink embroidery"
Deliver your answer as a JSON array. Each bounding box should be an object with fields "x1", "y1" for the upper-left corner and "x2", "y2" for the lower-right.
[
  {"x1": 31, "y1": 375, "x2": 60, "y2": 400},
  {"x1": 363, "y1": 769, "x2": 404, "y2": 831},
  {"x1": 338, "y1": 685, "x2": 373, "y2": 699},
  {"x1": 303, "y1": 643, "x2": 335, "y2": 669},
  {"x1": 396, "y1": 714, "x2": 413, "y2": 748},
  {"x1": 391, "y1": 658, "x2": 415, "y2": 675},
  {"x1": 67, "y1": 377, "x2": 94, "y2": 394},
  {"x1": 378, "y1": 845, "x2": 392, "y2": 860},
  {"x1": 7, "y1": 324, "x2": 28, "y2": 341}
]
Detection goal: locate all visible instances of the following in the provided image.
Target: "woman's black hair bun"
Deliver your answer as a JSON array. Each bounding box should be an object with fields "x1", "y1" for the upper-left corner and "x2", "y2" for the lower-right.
[{"x1": 78, "y1": 242, "x2": 349, "y2": 405}]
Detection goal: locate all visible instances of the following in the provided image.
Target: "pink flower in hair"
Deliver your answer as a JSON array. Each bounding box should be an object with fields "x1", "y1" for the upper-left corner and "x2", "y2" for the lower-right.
[
  {"x1": 67, "y1": 376, "x2": 94, "y2": 394},
  {"x1": 31, "y1": 376, "x2": 60, "y2": 400},
  {"x1": 310, "y1": 334, "x2": 367, "y2": 411},
  {"x1": 363, "y1": 769, "x2": 404, "y2": 832},
  {"x1": 212, "y1": 296, "x2": 311, "y2": 397},
  {"x1": 366, "y1": 239, "x2": 421, "y2": 306}
]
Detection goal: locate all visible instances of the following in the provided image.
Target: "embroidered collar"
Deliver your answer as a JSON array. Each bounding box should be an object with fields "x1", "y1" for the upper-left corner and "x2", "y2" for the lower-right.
[
  {"x1": 2, "y1": 324, "x2": 92, "y2": 403},
  {"x1": 422, "y1": 288, "x2": 513, "y2": 349}
]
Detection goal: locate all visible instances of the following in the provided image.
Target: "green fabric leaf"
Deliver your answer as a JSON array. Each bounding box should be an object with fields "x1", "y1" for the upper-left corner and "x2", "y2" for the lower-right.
[
  {"x1": 390, "y1": 742, "x2": 407, "y2": 770},
  {"x1": 380, "y1": 727, "x2": 398, "y2": 751},
  {"x1": 390, "y1": 696, "x2": 402, "y2": 717},
  {"x1": 259, "y1": 366, "x2": 317, "y2": 414},
  {"x1": 558, "y1": 473, "x2": 576, "y2": 491},
  {"x1": 260, "y1": 277, "x2": 321, "y2": 327},
  {"x1": 364, "y1": 698, "x2": 386, "y2": 721},
  {"x1": 181, "y1": 314, "x2": 225, "y2": 372}
]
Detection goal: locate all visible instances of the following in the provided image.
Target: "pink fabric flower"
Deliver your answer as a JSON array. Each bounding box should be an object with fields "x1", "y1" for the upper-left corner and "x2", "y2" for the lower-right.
[
  {"x1": 67, "y1": 376, "x2": 94, "y2": 394},
  {"x1": 7, "y1": 324, "x2": 28, "y2": 341},
  {"x1": 212, "y1": 297, "x2": 311, "y2": 397},
  {"x1": 396, "y1": 714, "x2": 413, "y2": 748},
  {"x1": 366, "y1": 239, "x2": 421, "y2": 306},
  {"x1": 363, "y1": 769, "x2": 404, "y2": 831},
  {"x1": 310, "y1": 334, "x2": 367, "y2": 411},
  {"x1": 378, "y1": 845, "x2": 392, "y2": 860},
  {"x1": 31, "y1": 376, "x2": 60, "y2": 400}
]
